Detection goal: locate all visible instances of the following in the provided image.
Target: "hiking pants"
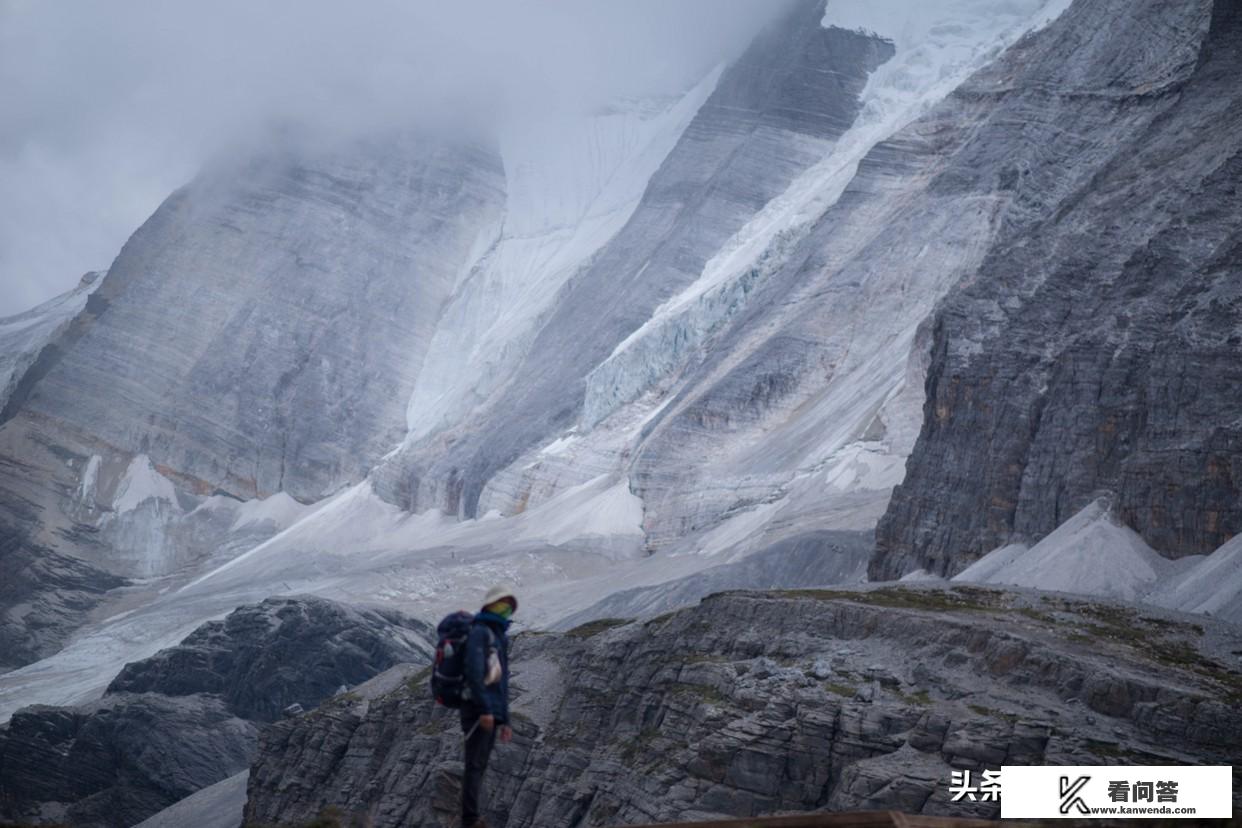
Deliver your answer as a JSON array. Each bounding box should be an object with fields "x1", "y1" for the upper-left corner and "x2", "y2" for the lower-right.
[{"x1": 462, "y1": 714, "x2": 497, "y2": 826}]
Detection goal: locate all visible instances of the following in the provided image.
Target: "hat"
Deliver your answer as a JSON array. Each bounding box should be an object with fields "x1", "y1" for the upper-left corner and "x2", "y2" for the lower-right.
[{"x1": 483, "y1": 583, "x2": 518, "y2": 611}]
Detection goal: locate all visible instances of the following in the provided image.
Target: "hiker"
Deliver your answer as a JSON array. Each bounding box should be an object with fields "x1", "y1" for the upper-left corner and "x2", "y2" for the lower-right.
[{"x1": 460, "y1": 583, "x2": 516, "y2": 828}]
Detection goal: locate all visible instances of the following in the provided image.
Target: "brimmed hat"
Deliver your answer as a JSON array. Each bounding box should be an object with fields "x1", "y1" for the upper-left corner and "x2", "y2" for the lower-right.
[{"x1": 483, "y1": 583, "x2": 518, "y2": 610}]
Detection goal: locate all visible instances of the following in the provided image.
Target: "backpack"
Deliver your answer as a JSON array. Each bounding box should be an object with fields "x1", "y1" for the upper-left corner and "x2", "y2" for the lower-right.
[{"x1": 429, "y1": 611, "x2": 494, "y2": 708}]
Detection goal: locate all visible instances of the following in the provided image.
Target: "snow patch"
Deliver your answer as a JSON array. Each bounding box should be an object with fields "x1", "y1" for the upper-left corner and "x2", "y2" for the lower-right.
[
  {"x1": 230, "y1": 491, "x2": 315, "y2": 531},
  {"x1": 404, "y1": 67, "x2": 723, "y2": 443},
  {"x1": 822, "y1": 0, "x2": 1074, "y2": 49},
  {"x1": 0, "y1": 272, "x2": 100, "y2": 411},
  {"x1": 112, "y1": 454, "x2": 179, "y2": 514},
  {"x1": 516, "y1": 475, "x2": 644, "y2": 548},
  {"x1": 822, "y1": 442, "x2": 906, "y2": 494},
  {"x1": 77, "y1": 455, "x2": 102, "y2": 505}
]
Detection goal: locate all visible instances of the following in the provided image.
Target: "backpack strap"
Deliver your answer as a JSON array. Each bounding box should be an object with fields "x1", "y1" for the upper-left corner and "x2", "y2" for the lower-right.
[{"x1": 473, "y1": 619, "x2": 496, "y2": 649}]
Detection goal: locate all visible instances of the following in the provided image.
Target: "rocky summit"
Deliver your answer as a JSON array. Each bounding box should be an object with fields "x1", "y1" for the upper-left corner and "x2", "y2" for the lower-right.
[
  {"x1": 0, "y1": 596, "x2": 431, "y2": 828},
  {"x1": 244, "y1": 587, "x2": 1242, "y2": 827}
]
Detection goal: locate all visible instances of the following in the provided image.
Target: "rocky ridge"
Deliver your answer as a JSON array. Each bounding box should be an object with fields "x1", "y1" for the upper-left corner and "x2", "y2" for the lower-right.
[
  {"x1": 0, "y1": 595, "x2": 431, "y2": 828},
  {"x1": 244, "y1": 586, "x2": 1242, "y2": 827}
]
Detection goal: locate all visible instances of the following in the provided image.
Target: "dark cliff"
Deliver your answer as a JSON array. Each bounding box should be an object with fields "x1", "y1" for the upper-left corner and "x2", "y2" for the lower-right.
[
  {"x1": 0, "y1": 596, "x2": 431, "y2": 828},
  {"x1": 873, "y1": 0, "x2": 1242, "y2": 578}
]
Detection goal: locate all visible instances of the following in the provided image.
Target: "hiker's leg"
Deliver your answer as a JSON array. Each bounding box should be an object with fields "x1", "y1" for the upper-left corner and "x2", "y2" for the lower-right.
[{"x1": 462, "y1": 719, "x2": 497, "y2": 826}]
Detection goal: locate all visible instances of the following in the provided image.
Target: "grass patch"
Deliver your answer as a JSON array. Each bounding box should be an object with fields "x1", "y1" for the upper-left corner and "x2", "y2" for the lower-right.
[
  {"x1": 670, "y1": 682, "x2": 729, "y2": 707},
  {"x1": 775, "y1": 585, "x2": 1005, "y2": 613},
  {"x1": 892, "y1": 688, "x2": 933, "y2": 706},
  {"x1": 616, "y1": 726, "x2": 663, "y2": 764},
  {"x1": 565, "y1": 617, "x2": 633, "y2": 638},
  {"x1": 824, "y1": 681, "x2": 859, "y2": 698},
  {"x1": 1069, "y1": 606, "x2": 1242, "y2": 704},
  {"x1": 968, "y1": 703, "x2": 1018, "y2": 723},
  {"x1": 405, "y1": 665, "x2": 433, "y2": 695},
  {"x1": 1081, "y1": 738, "x2": 1168, "y2": 763},
  {"x1": 644, "y1": 609, "x2": 680, "y2": 628},
  {"x1": 1015, "y1": 606, "x2": 1056, "y2": 624}
]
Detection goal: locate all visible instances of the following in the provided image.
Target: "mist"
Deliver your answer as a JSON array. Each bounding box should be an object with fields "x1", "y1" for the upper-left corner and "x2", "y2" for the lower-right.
[{"x1": 0, "y1": 0, "x2": 789, "y2": 316}]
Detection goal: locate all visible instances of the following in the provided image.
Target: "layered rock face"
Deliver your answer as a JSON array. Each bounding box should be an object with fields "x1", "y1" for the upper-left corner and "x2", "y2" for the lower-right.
[
  {"x1": 244, "y1": 587, "x2": 1242, "y2": 827},
  {"x1": 373, "y1": 0, "x2": 895, "y2": 519},
  {"x1": 0, "y1": 596, "x2": 431, "y2": 828},
  {"x1": 873, "y1": 0, "x2": 1241, "y2": 578},
  {"x1": 11, "y1": 137, "x2": 504, "y2": 503},
  {"x1": 105, "y1": 595, "x2": 433, "y2": 722},
  {"x1": 0, "y1": 137, "x2": 504, "y2": 668}
]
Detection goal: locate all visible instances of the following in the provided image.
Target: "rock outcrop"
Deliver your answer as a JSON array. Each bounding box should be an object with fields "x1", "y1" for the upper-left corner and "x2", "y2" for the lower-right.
[
  {"x1": 106, "y1": 594, "x2": 432, "y2": 722},
  {"x1": 0, "y1": 596, "x2": 431, "y2": 828},
  {"x1": 244, "y1": 587, "x2": 1242, "y2": 827},
  {"x1": 873, "y1": 0, "x2": 1242, "y2": 578}
]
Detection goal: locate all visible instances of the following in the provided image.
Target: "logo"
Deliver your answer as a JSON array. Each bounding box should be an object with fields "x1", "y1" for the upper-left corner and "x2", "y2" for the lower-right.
[
  {"x1": 1059, "y1": 775, "x2": 1091, "y2": 815},
  {"x1": 1000, "y1": 765, "x2": 1232, "y2": 819}
]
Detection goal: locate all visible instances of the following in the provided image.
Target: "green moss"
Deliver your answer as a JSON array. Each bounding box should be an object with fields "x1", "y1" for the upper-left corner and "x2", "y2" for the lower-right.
[
  {"x1": 774, "y1": 585, "x2": 1004, "y2": 613},
  {"x1": 616, "y1": 726, "x2": 663, "y2": 764},
  {"x1": 968, "y1": 703, "x2": 1018, "y2": 723},
  {"x1": 670, "y1": 682, "x2": 728, "y2": 706},
  {"x1": 405, "y1": 665, "x2": 433, "y2": 695},
  {"x1": 564, "y1": 617, "x2": 633, "y2": 638},
  {"x1": 644, "y1": 610, "x2": 680, "y2": 628},
  {"x1": 1015, "y1": 606, "x2": 1056, "y2": 624},
  {"x1": 1067, "y1": 606, "x2": 1242, "y2": 704},
  {"x1": 824, "y1": 681, "x2": 858, "y2": 698},
  {"x1": 892, "y1": 688, "x2": 933, "y2": 706}
]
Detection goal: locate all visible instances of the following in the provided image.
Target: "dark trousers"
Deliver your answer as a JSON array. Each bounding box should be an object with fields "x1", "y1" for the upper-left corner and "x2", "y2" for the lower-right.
[{"x1": 462, "y1": 712, "x2": 497, "y2": 826}]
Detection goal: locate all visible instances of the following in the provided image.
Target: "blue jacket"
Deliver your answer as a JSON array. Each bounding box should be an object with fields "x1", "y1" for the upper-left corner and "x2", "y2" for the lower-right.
[{"x1": 463, "y1": 611, "x2": 510, "y2": 723}]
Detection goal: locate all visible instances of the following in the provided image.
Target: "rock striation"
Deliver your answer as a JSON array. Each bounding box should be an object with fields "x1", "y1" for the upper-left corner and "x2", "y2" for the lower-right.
[
  {"x1": 0, "y1": 595, "x2": 431, "y2": 828},
  {"x1": 0, "y1": 135, "x2": 504, "y2": 669},
  {"x1": 873, "y1": 0, "x2": 1242, "y2": 578},
  {"x1": 372, "y1": 0, "x2": 895, "y2": 520},
  {"x1": 244, "y1": 587, "x2": 1242, "y2": 827}
]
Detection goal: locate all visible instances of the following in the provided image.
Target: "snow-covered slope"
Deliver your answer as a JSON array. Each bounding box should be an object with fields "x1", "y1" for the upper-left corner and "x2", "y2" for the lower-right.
[
  {"x1": 406, "y1": 70, "x2": 722, "y2": 444},
  {"x1": 0, "y1": 271, "x2": 100, "y2": 414}
]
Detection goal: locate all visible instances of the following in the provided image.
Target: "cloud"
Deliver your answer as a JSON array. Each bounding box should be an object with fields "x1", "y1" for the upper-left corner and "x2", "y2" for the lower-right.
[{"x1": 0, "y1": 0, "x2": 788, "y2": 315}]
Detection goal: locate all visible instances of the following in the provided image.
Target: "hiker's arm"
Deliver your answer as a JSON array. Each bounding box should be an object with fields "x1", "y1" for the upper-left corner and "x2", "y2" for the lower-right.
[{"x1": 463, "y1": 625, "x2": 492, "y2": 714}]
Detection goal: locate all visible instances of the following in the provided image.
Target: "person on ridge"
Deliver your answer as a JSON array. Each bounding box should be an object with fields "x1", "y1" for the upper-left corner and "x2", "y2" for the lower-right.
[{"x1": 460, "y1": 583, "x2": 517, "y2": 828}]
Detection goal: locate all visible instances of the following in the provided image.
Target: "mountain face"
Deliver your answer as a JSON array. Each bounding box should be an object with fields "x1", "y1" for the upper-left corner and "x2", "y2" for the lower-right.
[
  {"x1": 0, "y1": 596, "x2": 430, "y2": 828},
  {"x1": 243, "y1": 588, "x2": 1242, "y2": 826},
  {"x1": 0, "y1": 0, "x2": 1239, "y2": 775},
  {"x1": 371, "y1": 0, "x2": 895, "y2": 522},
  {"x1": 0, "y1": 138, "x2": 504, "y2": 669},
  {"x1": 873, "y1": 0, "x2": 1242, "y2": 579}
]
